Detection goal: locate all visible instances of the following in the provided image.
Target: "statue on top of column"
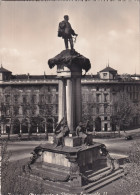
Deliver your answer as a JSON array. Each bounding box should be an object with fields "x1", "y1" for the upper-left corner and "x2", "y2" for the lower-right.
[{"x1": 58, "y1": 15, "x2": 78, "y2": 50}]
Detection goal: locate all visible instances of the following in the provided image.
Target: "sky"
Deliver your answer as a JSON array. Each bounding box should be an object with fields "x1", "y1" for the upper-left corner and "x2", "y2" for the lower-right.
[{"x1": 0, "y1": 0, "x2": 139, "y2": 76}]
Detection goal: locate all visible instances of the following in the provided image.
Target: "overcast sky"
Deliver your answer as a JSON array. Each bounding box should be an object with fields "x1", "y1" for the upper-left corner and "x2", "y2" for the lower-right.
[{"x1": 0, "y1": 1, "x2": 139, "y2": 75}]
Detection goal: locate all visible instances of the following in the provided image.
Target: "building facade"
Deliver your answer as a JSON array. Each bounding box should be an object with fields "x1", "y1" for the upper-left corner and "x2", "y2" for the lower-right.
[{"x1": 0, "y1": 65, "x2": 140, "y2": 134}]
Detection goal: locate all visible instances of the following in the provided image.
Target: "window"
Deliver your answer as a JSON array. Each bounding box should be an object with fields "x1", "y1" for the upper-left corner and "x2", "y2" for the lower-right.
[
  {"x1": 5, "y1": 95, "x2": 10, "y2": 103},
  {"x1": 31, "y1": 95, "x2": 36, "y2": 104},
  {"x1": 96, "y1": 94, "x2": 100, "y2": 103},
  {"x1": 39, "y1": 95, "x2": 45, "y2": 104},
  {"x1": 114, "y1": 105, "x2": 117, "y2": 114},
  {"x1": 130, "y1": 93, "x2": 132, "y2": 100},
  {"x1": 96, "y1": 106, "x2": 99, "y2": 114},
  {"x1": 0, "y1": 73, "x2": 2, "y2": 80},
  {"x1": 6, "y1": 107, "x2": 10, "y2": 116},
  {"x1": 14, "y1": 95, "x2": 18, "y2": 104},
  {"x1": 104, "y1": 117, "x2": 107, "y2": 120},
  {"x1": 22, "y1": 106, "x2": 27, "y2": 115},
  {"x1": 104, "y1": 104, "x2": 108, "y2": 114},
  {"x1": 31, "y1": 106, "x2": 36, "y2": 115},
  {"x1": 136, "y1": 92, "x2": 139, "y2": 100},
  {"x1": 13, "y1": 106, "x2": 19, "y2": 116},
  {"x1": 88, "y1": 94, "x2": 93, "y2": 102},
  {"x1": 48, "y1": 86, "x2": 51, "y2": 92},
  {"x1": 23, "y1": 96, "x2": 27, "y2": 104},
  {"x1": 51, "y1": 94, "x2": 58, "y2": 104},
  {"x1": 56, "y1": 86, "x2": 58, "y2": 92},
  {"x1": 48, "y1": 94, "x2": 52, "y2": 103},
  {"x1": 56, "y1": 105, "x2": 58, "y2": 114},
  {"x1": 103, "y1": 73, "x2": 107, "y2": 76},
  {"x1": 39, "y1": 105, "x2": 44, "y2": 115},
  {"x1": 104, "y1": 94, "x2": 108, "y2": 102},
  {"x1": 55, "y1": 94, "x2": 58, "y2": 103},
  {"x1": 96, "y1": 86, "x2": 99, "y2": 91},
  {"x1": 52, "y1": 105, "x2": 57, "y2": 115}
]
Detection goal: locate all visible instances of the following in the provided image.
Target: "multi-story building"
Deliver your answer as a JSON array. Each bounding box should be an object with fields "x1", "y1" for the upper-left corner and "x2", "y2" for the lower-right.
[{"x1": 0, "y1": 64, "x2": 140, "y2": 134}]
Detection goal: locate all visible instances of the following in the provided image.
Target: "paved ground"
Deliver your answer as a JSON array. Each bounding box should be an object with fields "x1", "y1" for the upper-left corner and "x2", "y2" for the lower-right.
[
  {"x1": 94, "y1": 137, "x2": 140, "y2": 155},
  {"x1": 5, "y1": 128, "x2": 140, "y2": 161},
  {"x1": 6, "y1": 140, "x2": 47, "y2": 161}
]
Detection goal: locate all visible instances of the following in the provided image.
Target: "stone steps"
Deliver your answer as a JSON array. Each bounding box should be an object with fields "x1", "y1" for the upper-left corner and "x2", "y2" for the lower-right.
[
  {"x1": 31, "y1": 166, "x2": 70, "y2": 181},
  {"x1": 83, "y1": 168, "x2": 124, "y2": 194},
  {"x1": 85, "y1": 166, "x2": 110, "y2": 179},
  {"x1": 20, "y1": 173, "x2": 70, "y2": 194},
  {"x1": 30, "y1": 174, "x2": 70, "y2": 194},
  {"x1": 42, "y1": 163, "x2": 69, "y2": 174},
  {"x1": 21, "y1": 163, "x2": 124, "y2": 194}
]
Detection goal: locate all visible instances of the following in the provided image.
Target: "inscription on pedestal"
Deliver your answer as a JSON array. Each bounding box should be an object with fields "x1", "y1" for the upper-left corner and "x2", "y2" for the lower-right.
[{"x1": 43, "y1": 151, "x2": 70, "y2": 167}]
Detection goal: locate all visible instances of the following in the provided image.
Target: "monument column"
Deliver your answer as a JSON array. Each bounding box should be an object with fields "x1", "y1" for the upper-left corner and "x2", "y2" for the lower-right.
[
  {"x1": 48, "y1": 49, "x2": 91, "y2": 138},
  {"x1": 58, "y1": 79, "x2": 66, "y2": 122},
  {"x1": 75, "y1": 76, "x2": 82, "y2": 127},
  {"x1": 66, "y1": 78, "x2": 75, "y2": 134}
]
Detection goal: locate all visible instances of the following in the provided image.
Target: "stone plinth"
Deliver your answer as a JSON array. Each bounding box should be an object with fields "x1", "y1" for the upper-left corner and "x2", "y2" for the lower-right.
[
  {"x1": 37, "y1": 143, "x2": 107, "y2": 173},
  {"x1": 64, "y1": 136, "x2": 82, "y2": 147},
  {"x1": 26, "y1": 142, "x2": 109, "y2": 194}
]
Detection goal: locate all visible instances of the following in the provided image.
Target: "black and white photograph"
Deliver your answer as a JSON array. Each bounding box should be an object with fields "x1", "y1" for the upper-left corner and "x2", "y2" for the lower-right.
[{"x1": 0, "y1": 0, "x2": 140, "y2": 194}]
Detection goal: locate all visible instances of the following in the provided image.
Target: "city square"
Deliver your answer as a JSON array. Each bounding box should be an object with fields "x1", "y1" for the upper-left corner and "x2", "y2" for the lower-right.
[{"x1": 0, "y1": 1, "x2": 140, "y2": 194}]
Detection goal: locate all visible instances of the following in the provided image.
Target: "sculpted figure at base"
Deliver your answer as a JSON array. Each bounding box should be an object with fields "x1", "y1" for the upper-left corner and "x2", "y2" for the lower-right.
[
  {"x1": 58, "y1": 15, "x2": 78, "y2": 50},
  {"x1": 54, "y1": 118, "x2": 69, "y2": 147},
  {"x1": 76, "y1": 121, "x2": 93, "y2": 146}
]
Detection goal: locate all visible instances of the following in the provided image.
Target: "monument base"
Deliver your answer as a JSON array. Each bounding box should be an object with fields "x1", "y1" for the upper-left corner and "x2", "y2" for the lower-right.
[{"x1": 21, "y1": 141, "x2": 123, "y2": 194}]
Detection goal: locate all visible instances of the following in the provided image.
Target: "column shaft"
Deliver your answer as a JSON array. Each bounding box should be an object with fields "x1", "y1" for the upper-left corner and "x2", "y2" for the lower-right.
[
  {"x1": 75, "y1": 78, "x2": 82, "y2": 127},
  {"x1": 66, "y1": 79, "x2": 75, "y2": 133},
  {"x1": 58, "y1": 80, "x2": 66, "y2": 122}
]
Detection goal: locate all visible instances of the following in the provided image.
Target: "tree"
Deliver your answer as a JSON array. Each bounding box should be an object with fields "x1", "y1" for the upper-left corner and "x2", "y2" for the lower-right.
[
  {"x1": 120, "y1": 73, "x2": 133, "y2": 81},
  {"x1": 114, "y1": 142, "x2": 140, "y2": 195},
  {"x1": 111, "y1": 91, "x2": 139, "y2": 136},
  {"x1": 0, "y1": 102, "x2": 11, "y2": 139},
  {"x1": 0, "y1": 87, "x2": 20, "y2": 136},
  {"x1": 1, "y1": 140, "x2": 45, "y2": 194}
]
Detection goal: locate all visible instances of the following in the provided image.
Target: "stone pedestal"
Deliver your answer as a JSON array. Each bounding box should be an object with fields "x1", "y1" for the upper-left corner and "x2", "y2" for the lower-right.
[
  {"x1": 26, "y1": 142, "x2": 109, "y2": 193},
  {"x1": 64, "y1": 136, "x2": 82, "y2": 147}
]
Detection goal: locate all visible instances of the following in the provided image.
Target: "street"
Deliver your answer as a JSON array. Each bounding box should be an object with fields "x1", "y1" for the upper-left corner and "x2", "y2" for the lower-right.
[
  {"x1": 6, "y1": 140, "x2": 47, "y2": 161},
  {"x1": 6, "y1": 135, "x2": 140, "y2": 162},
  {"x1": 94, "y1": 137, "x2": 140, "y2": 155}
]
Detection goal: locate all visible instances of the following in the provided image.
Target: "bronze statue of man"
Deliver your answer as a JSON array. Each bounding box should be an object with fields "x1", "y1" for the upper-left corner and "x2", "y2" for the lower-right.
[{"x1": 58, "y1": 15, "x2": 78, "y2": 50}]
